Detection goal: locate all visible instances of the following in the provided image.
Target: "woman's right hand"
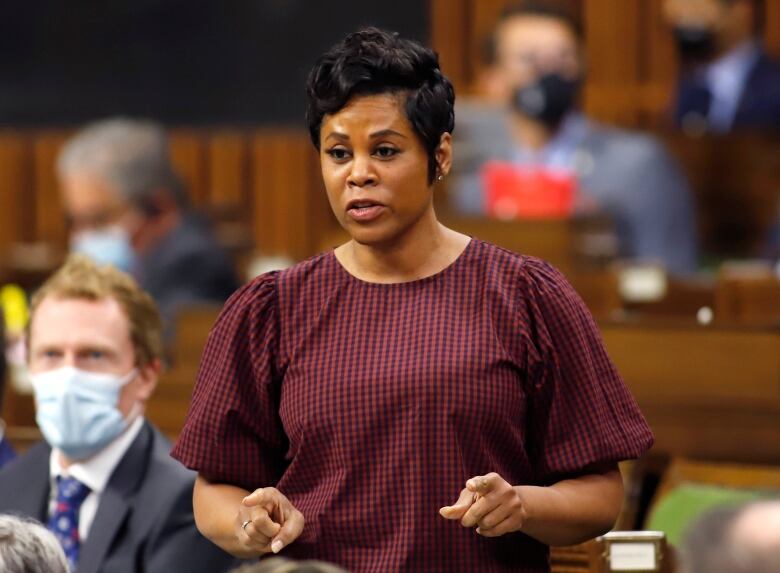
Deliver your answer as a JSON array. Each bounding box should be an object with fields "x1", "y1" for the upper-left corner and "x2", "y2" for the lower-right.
[{"x1": 237, "y1": 487, "x2": 305, "y2": 555}]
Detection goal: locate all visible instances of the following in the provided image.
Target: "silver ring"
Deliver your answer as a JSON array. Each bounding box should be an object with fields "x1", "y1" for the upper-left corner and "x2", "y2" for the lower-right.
[{"x1": 241, "y1": 520, "x2": 251, "y2": 531}]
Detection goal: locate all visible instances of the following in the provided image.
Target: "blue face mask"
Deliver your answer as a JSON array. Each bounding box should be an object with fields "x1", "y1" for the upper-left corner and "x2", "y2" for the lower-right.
[
  {"x1": 70, "y1": 226, "x2": 136, "y2": 273},
  {"x1": 31, "y1": 367, "x2": 137, "y2": 461}
]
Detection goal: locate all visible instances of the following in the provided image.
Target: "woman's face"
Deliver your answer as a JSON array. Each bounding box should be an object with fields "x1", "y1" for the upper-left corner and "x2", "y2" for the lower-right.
[{"x1": 319, "y1": 93, "x2": 450, "y2": 247}]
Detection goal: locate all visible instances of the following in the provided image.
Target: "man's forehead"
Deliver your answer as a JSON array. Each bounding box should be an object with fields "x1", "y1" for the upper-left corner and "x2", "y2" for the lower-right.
[
  {"x1": 497, "y1": 15, "x2": 579, "y2": 53},
  {"x1": 30, "y1": 296, "x2": 130, "y2": 342}
]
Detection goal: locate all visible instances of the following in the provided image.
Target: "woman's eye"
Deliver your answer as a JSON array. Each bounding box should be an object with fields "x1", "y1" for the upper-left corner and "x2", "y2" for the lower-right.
[
  {"x1": 326, "y1": 148, "x2": 350, "y2": 160},
  {"x1": 375, "y1": 146, "x2": 399, "y2": 158}
]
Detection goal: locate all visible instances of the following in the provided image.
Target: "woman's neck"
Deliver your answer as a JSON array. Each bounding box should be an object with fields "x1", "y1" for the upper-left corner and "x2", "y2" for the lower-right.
[{"x1": 336, "y1": 208, "x2": 470, "y2": 284}]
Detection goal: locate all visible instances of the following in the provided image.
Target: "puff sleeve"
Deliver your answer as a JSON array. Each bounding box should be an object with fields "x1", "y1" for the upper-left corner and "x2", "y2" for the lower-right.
[
  {"x1": 171, "y1": 272, "x2": 288, "y2": 491},
  {"x1": 518, "y1": 259, "x2": 653, "y2": 484}
]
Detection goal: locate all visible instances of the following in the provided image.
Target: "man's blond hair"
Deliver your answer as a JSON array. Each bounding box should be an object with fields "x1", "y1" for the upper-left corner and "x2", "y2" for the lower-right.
[{"x1": 29, "y1": 255, "x2": 163, "y2": 367}]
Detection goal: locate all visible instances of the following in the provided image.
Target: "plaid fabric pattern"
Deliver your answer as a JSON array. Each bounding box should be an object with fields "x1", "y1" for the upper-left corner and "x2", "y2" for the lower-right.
[
  {"x1": 48, "y1": 476, "x2": 91, "y2": 571},
  {"x1": 172, "y1": 239, "x2": 653, "y2": 572}
]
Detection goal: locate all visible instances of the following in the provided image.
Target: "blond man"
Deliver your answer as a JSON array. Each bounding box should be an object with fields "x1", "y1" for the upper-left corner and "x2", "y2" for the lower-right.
[{"x1": 0, "y1": 256, "x2": 237, "y2": 573}]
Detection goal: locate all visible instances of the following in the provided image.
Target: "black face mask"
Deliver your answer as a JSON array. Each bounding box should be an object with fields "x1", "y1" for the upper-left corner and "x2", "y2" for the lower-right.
[
  {"x1": 513, "y1": 73, "x2": 580, "y2": 128},
  {"x1": 674, "y1": 26, "x2": 716, "y2": 62}
]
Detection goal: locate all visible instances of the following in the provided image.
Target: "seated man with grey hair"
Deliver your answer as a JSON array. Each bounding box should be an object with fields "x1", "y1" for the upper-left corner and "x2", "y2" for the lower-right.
[
  {"x1": 678, "y1": 499, "x2": 780, "y2": 573},
  {"x1": 57, "y1": 118, "x2": 240, "y2": 329},
  {"x1": 0, "y1": 514, "x2": 69, "y2": 573}
]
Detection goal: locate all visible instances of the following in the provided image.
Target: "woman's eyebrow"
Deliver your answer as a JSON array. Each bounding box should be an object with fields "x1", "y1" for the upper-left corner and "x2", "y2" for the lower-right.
[
  {"x1": 324, "y1": 131, "x2": 349, "y2": 142},
  {"x1": 370, "y1": 129, "x2": 407, "y2": 139},
  {"x1": 324, "y1": 129, "x2": 407, "y2": 142}
]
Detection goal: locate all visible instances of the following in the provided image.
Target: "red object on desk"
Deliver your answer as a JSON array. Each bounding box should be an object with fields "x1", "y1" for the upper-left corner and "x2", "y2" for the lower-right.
[{"x1": 481, "y1": 161, "x2": 576, "y2": 219}]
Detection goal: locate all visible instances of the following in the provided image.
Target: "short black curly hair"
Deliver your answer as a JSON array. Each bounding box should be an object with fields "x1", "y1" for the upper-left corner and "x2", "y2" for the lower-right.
[{"x1": 306, "y1": 27, "x2": 455, "y2": 183}]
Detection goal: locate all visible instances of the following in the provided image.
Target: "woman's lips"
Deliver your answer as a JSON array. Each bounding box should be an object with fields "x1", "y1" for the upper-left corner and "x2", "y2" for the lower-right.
[{"x1": 347, "y1": 204, "x2": 385, "y2": 223}]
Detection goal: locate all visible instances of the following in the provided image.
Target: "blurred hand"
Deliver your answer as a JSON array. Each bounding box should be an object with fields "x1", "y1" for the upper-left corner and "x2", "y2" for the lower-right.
[
  {"x1": 237, "y1": 487, "x2": 304, "y2": 554},
  {"x1": 439, "y1": 472, "x2": 527, "y2": 537}
]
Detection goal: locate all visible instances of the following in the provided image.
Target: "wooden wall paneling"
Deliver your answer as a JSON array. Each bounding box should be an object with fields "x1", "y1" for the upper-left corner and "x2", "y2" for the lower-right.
[
  {"x1": 601, "y1": 322, "x2": 780, "y2": 464},
  {"x1": 251, "y1": 131, "x2": 318, "y2": 260},
  {"x1": 468, "y1": 0, "x2": 511, "y2": 88},
  {"x1": 250, "y1": 132, "x2": 281, "y2": 256},
  {"x1": 268, "y1": 136, "x2": 297, "y2": 258},
  {"x1": 32, "y1": 132, "x2": 69, "y2": 245},
  {"x1": 205, "y1": 132, "x2": 253, "y2": 273},
  {"x1": 271, "y1": 133, "x2": 316, "y2": 261},
  {"x1": 0, "y1": 133, "x2": 33, "y2": 249},
  {"x1": 637, "y1": 0, "x2": 678, "y2": 126},
  {"x1": 764, "y1": 1, "x2": 780, "y2": 57},
  {"x1": 207, "y1": 132, "x2": 248, "y2": 209},
  {"x1": 583, "y1": 0, "x2": 643, "y2": 127},
  {"x1": 168, "y1": 130, "x2": 207, "y2": 207},
  {"x1": 430, "y1": 0, "x2": 472, "y2": 92}
]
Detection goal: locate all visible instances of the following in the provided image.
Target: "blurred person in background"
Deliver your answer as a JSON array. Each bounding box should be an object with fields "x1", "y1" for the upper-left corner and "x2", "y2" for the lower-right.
[
  {"x1": 0, "y1": 312, "x2": 15, "y2": 469},
  {"x1": 665, "y1": 0, "x2": 780, "y2": 133},
  {"x1": 0, "y1": 256, "x2": 237, "y2": 572},
  {"x1": 0, "y1": 514, "x2": 69, "y2": 573},
  {"x1": 449, "y1": 0, "x2": 698, "y2": 275},
  {"x1": 57, "y1": 118, "x2": 240, "y2": 328},
  {"x1": 678, "y1": 499, "x2": 780, "y2": 573}
]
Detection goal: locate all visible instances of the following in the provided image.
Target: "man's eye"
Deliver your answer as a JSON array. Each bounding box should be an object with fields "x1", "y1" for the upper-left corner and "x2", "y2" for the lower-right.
[
  {"x1": 326, "y1": 148, "x2": 350, "y2": 160},
  {"x1": 375, "y1": 147, "x2": 399, "y2": 158}
]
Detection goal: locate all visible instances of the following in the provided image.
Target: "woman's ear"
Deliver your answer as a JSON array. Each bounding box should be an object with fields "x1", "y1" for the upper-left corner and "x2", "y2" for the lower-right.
[{"x1": 435, "y1": 132, "x2": 453, "y2": 179}]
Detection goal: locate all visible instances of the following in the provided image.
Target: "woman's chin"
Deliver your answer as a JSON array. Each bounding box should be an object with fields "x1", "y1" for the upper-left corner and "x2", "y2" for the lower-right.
[
  {"x1": 341, "y1": 220, "x2": 393, "y2": 246},
  {"x1": 347, "y1": 228, "x2": 402, "y2": 249}
]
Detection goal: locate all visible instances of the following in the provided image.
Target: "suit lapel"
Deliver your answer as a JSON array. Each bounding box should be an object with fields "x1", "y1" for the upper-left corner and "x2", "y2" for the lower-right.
[
  {"x1": 77, "y1": 423, "x2": 153, "y2": 573},
  {"x1": 10, "y1": 442, "x2": 52, "y2": 521}
]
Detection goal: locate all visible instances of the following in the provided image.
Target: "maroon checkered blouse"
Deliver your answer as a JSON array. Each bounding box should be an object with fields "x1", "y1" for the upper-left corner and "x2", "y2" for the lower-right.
[{"x1": 172, "y1": 239, "x2": 653, "y2": 572}]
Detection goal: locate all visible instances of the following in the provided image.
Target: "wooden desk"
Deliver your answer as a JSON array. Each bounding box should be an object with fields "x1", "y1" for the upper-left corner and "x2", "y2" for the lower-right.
[{"x1": 601, "y1": 320, "x2": 780, "y2": 464}]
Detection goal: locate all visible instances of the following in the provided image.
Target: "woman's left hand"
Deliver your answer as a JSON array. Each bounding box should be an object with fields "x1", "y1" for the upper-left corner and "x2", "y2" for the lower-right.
[{"x1": 439, "y1": 472, "x2": 527, "y2": 537}]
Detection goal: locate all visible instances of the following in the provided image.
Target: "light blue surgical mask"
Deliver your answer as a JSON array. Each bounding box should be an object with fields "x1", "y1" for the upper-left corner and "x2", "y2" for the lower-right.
[
  {"x1": 70, "y1": 226, "x2": 136, "y2": 273},
  {"x1": 31, "y1": 367, "x2": 137, "y2": 461}
]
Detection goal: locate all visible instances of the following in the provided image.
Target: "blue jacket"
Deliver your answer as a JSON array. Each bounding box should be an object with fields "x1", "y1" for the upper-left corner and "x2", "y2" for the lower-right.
[
  {"x1": 675, "y1": 50, "x2": 780, "y2": 131},
  {"x1": 0, "y1": 436, "x2": 15, "y2": 469}
]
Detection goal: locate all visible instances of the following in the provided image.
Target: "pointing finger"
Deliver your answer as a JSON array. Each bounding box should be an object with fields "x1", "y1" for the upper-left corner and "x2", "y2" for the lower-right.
[
  {"x1": 439, "y1": 487, "x2": 476, "y2": 520},
  {"x1": 466, "y1": 473, "x2": 498, "y2": 494}
]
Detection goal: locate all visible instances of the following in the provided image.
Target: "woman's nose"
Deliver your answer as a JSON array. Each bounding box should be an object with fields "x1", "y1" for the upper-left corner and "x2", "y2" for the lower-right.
[{"x1": 347, "y1": 155, "x2": 377, "y2": 187}]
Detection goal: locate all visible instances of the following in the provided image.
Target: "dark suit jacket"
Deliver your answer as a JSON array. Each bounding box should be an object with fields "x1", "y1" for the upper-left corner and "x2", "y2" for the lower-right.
[
  {"x1": 135, "y1": 213, "x2": 240, "y2": 332},
  {"x1": 0, "y1": 421, "x2": 239, "y2": 573},
  {"x1": 675, "y1": 50, "x2": 780, "y2": 131},
  {"x1": 0, "y1": 435, "x2": 15, "y2": 469}
]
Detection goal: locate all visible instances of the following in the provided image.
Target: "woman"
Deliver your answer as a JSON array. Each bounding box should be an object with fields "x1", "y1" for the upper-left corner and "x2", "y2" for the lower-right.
[{"x1": 171, "y1": 28, "x2": 653, "y2": 572}]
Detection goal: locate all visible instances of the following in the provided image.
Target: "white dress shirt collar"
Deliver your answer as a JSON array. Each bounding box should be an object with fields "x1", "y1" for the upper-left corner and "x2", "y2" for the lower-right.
[{"x1": 49, "y1": 415, "x2": 145, "y2": 494}]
